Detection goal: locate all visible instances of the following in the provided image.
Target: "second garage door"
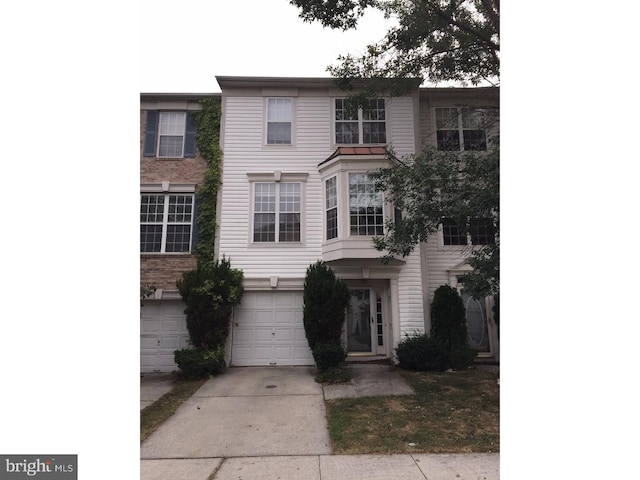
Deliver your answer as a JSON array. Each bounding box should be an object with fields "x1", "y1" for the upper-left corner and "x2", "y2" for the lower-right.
[{"x1": 231, "y1": 291, "x2": 314, "y2": 366}]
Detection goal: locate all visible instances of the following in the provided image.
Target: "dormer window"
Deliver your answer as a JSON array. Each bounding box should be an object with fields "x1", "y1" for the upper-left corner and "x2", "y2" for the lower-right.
[{"x1": 335, "y1": 98, "x2": 386, "y2": 145}]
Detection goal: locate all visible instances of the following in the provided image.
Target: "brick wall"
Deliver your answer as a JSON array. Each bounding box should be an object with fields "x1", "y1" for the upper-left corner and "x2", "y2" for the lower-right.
[
  {"x1": 140, "y1": 108, "x2": 208, "y2": 290},
  {"x1": 139, "y1": 111, "x2": 208, "y2": 184},
  {"x1": 140, "y1": 255, "x2": 198, "y2": 291}
]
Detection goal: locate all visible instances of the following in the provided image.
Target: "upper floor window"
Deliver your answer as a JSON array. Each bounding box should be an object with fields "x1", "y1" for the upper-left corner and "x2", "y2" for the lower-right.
[
  {"x1": 442, "y1": 217, "x2": 496, "y2": 246},
  {"x1": 253, "y1": 182, "x2": 301, "y2": 242},
  {"x1": 325, "y1": 176, "x2": 338, "y2": 240},
  {"x1": 158, "y1": 112, "x2": 186, "y2": 157},
  {"x1": 349, "y1": 173, "x2": 384, "y2": 236},
  {"x1": 266, "y1": 98, "x2": 292, "y2": 144},
  {"x1": 335, "y1": 98, "x2": 386, "y2": 145},
  {"x1": 140, "y1": 193, "x2": 194, "y2": 253},
  {"x1": 143, "y1": 110, "x2": 196, "y2": 158},
  {"x1": 436, "y1": 107, "x2": 488, "y2": 151}
]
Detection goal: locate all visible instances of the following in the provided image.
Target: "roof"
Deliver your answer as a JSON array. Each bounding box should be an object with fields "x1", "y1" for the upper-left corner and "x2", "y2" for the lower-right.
[
  {"x1": 140, "y1": 92, "x2": 220, "y2": 101},
  {"x1": 215, "y1": 76, "x2": 423, "y2": 91},
  {"x1": 320, "y1": 146, "x2": 404, "y2": 167}
]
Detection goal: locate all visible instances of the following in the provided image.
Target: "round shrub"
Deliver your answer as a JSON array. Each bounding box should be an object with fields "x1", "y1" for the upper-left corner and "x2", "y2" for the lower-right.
[
  {"x1": 395, "y1": 333, "x2": 449, "y2": 371},
  {"x1": 174, "y1": 346, "x2": 226, "y2": 379},
  {"x1": 312, "y1": 343, "x2": 347, "y2": 371}
]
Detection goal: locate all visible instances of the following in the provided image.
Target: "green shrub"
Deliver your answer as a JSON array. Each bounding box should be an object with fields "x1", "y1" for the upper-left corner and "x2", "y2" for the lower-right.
[
  {"x1": 430, "y1": 285, "x2": 468, "y2": 349},
  {"x1": 177, "y1": 256, "x2": 244, "y2": 349},
  {"x1": 303, "y1": 261, "x2": 350, "y2": 350},
  {"x1": 312, "y1": 343, "x2": 347, "y2": 371},
  {"x1": 174, "y1": 347, "x2": 226, "y2": 379},
  {"x1": 448, "y1": 345, "x2": 478, "y2": 370},
  {"x1": 395, "y1": 333, "x2": 449, "y2": 371}
]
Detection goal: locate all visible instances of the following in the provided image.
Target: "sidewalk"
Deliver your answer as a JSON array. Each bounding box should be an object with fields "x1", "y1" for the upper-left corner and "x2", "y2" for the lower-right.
[{"x1": 141, "y1": 453, "x2": 499, "y2": 479}]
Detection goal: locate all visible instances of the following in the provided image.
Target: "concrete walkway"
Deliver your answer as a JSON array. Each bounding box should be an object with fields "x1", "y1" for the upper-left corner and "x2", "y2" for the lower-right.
[
  {"x1": 141, "y1": 453, "x2": 499, "y2": 479},
  {"x1": 140, "y1": 366, "x2": 499, "y2": 479}
]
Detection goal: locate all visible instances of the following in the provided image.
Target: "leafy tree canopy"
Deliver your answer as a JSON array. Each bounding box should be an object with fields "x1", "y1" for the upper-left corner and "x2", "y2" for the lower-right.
[
  {"x1": 290, "y1": 0, "x2": 499, "y2": 85},
  {"x1": 373, "y1": 139, "x2": 499, "y2": 297}
]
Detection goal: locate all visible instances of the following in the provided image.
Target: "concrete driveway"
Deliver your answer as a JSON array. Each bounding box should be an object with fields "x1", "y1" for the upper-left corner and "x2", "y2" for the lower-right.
[{"x1": 140, "y1": 367, "x2": 331, "y2": 459}]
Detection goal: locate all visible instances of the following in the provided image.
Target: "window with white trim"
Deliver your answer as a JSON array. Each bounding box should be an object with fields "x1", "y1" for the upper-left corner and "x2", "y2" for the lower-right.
[
  {"x1": 349, "y1": 173, "x2": 384, "y2": 235},
  {"x1": 325, "y1": 176, "x2": 338, "y2": 240},
  {"x1": 158, "y1": 112, "x2": 187, "y2": 157},
  {"x1": 335, "y1": 98, "x2": 386, "y2": 145},
  {"x1": 267, "y1": 98, "x2": 292, "y2": 144},
  {"x1": 140, "y1": 193, "x2": 194, "y2": 252},
  {"x1": 253, "y1": 182, "x2": 301, "y2": 242},
  {"x1": 436, "y1": 107, "x2": 489, "y2": 151}
]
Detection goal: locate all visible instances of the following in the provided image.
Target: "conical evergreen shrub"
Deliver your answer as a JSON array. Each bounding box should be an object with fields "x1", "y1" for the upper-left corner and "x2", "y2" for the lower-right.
[{"x1": 303, "y1": 261, "x2": 350, "y2": 351}]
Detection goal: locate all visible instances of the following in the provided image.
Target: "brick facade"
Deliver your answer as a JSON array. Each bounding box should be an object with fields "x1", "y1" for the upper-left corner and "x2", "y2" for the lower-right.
[
  {"x1": 140, "y1": 254, "x2": 198, "y2": 291},
  {"x1": 140, "y1": 98, "x2": 212, "y2": 293},
  {"x1": 139, "y1": 110, "x2": 208, "y2": 184}
]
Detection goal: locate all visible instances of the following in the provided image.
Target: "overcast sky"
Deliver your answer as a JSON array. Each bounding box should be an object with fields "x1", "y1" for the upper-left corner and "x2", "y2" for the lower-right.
[{"x1": 141, "y1": 0, "x2": 396, "y2": 92}]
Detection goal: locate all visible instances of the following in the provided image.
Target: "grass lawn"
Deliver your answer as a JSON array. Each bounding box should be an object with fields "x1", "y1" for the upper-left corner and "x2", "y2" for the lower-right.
[
  {"x1": 140, "y1": 377, "x2": 208, "y2": 443},
  {"x1": 325, "y1": 367, "x2": 499, "y2": 454}
]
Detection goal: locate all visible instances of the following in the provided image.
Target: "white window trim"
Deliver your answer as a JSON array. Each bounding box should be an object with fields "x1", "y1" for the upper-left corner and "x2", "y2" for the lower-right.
[
  {"x1": 247, "y1": 172, "x2": 308, "y2": 246},
  {"x1": 324, "y1": 175, "x2": 339, "y2": 241},
  {"x1": 332, "y1": 98, "x2": 388, "y2": 146},
  {"x1": 347, "y1": 172, "x2": 386, "y2": 237},
  {"x1": 264, "y1": 97, "x2": 296, "y2": 147},
  {"x1": 140, "y1": 184, "x2": 195, "y2": 254},
  {"x1": 157, "y1": 111, "x2": 187, "y2": 158}
]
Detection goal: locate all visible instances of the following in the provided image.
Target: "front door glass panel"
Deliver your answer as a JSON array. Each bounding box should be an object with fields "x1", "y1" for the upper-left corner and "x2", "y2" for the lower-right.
[{"x1": 347, "y1": 289, "x2": 372, "y2": 352}]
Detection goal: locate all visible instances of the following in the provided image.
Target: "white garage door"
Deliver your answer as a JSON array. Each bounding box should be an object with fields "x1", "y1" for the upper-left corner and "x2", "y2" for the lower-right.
[
  {"x1": 231, "y1": 291, "x2": 314, "y2": 366},
  {"x1": 140, "y1": 300, "x2": 190, "y2": 373}
]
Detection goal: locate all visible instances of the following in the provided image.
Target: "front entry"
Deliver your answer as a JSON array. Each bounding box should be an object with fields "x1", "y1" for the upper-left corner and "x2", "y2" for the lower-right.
[{"x1": 346, "y1": 288, "x2": 385, "y2": 355}]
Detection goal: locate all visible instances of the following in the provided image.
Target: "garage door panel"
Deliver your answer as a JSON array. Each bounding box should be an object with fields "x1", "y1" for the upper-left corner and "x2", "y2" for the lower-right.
[
  {"x1": 254, "y1": 329, "x2": 274, "y2": 342},
  {"x1": 231, "y1": 291, "x2": 313, "y2": 366},
  {"x1": 254, "y1": 311, "x2": 275, "y2": 324},
  {"x1": 275, "y1": 311, "x2": 294, "y2": 324},
  {"x1": 160, "y1": 319, "x2": 186, "y2": 332},
  {"x1": 254, "y1": 346, "x2": 273, "y2": 362},
  {"x1": 141, "y1": 300, "x2": 190, "y2": 373},
  {"x1": 274, "y1": 328, "x2": 293, "y2": 341},
  {"x1": 294, "y1": 328, "x2": 308, "y2": 341},
  {"x1": 275, "y1": 292, "x2": 296, "y2": 307},
  {"x1": 233, "y1": 328, "x2": 254, "y2": 342}
]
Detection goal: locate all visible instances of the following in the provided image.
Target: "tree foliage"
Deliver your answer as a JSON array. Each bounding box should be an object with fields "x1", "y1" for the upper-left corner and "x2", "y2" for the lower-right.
[
  {"x1": 290, "y1": 0, "x2": 499, "y2": 85},
  {"x1": 373, "y1": 139, "x2": 499, "y2": 297}
]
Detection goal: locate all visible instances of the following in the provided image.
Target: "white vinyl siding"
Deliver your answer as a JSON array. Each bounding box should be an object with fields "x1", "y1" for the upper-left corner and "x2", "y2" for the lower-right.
[{"x1": 217, "y1": 88, "x2": 424, "y2": 340}]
